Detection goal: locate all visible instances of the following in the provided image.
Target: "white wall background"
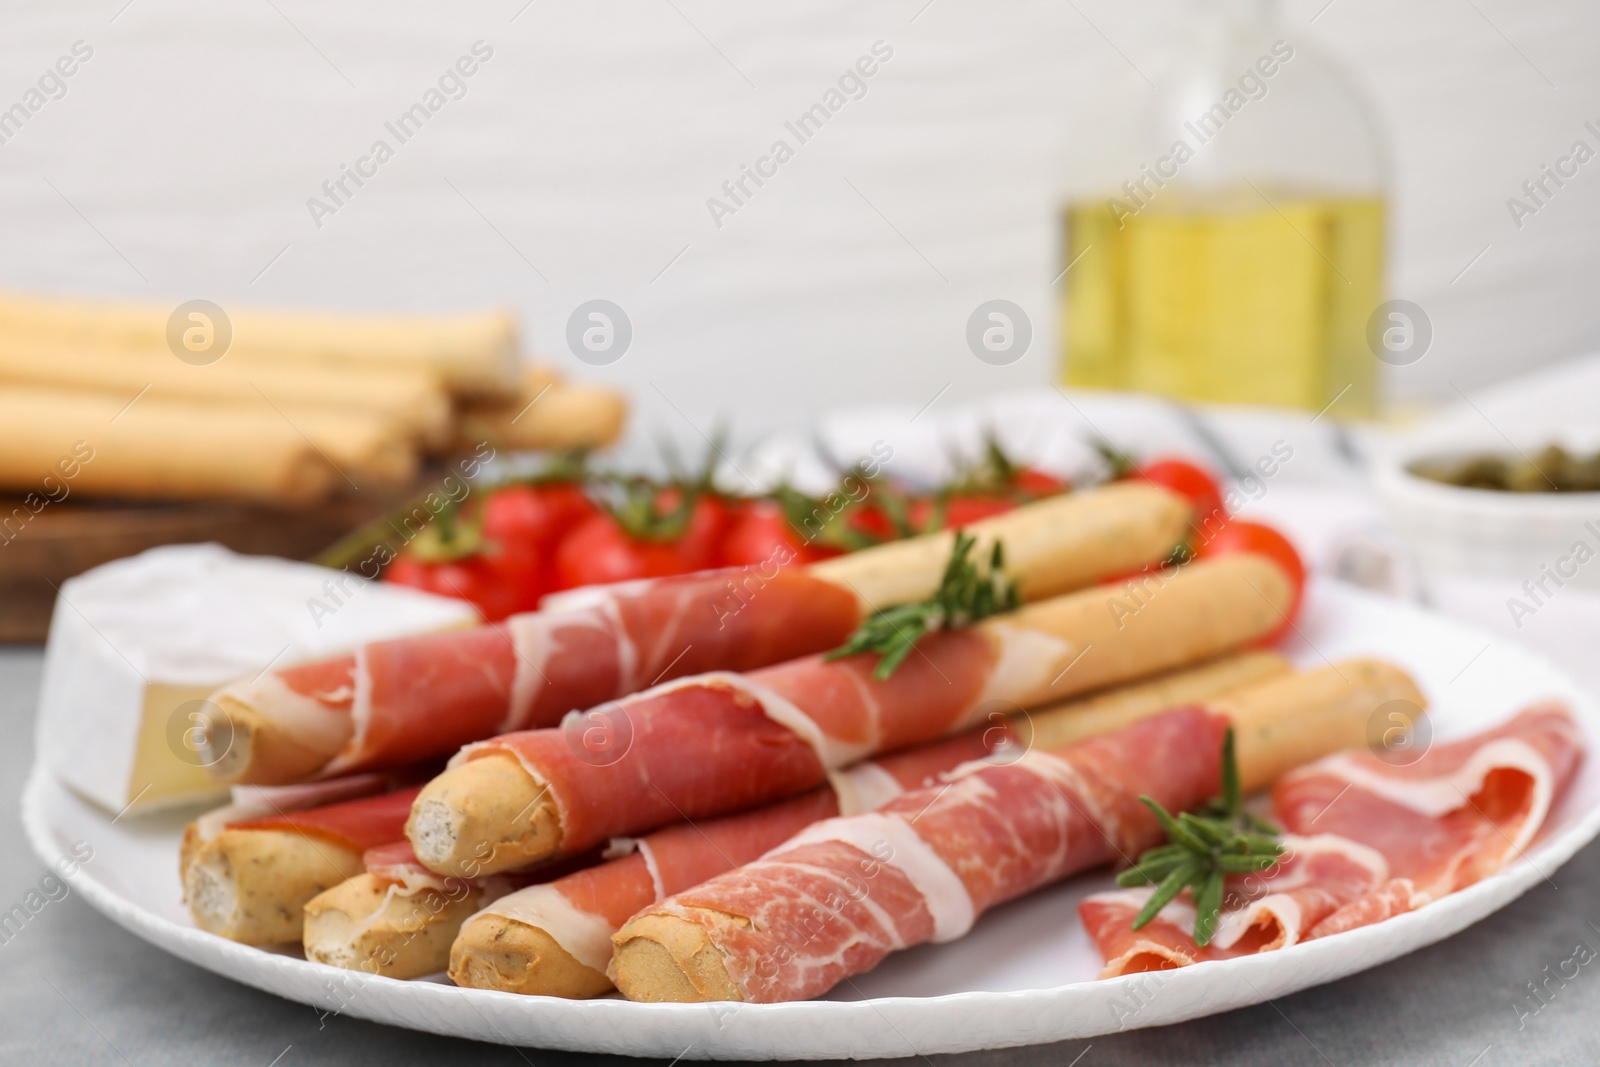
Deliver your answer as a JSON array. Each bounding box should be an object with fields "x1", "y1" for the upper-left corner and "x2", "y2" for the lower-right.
[{"x1": 1, "y1": 0, "x2": 1596, "y2": 448}]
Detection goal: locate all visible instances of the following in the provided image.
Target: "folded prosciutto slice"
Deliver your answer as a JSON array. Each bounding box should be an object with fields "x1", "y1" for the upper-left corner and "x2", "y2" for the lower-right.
[
  {"x1": 610, "y1": 706, "x2": 1228, "y2": 1003},
  {"x1": 1081, "y1": 702, "x2": 1584, "y2": 976},
  {"x1": 207, "y1": 567, "x2": 860, "y2": 784},
  {"x1": 448, "y1": 728, "x2": 1006, "y2": 997}
]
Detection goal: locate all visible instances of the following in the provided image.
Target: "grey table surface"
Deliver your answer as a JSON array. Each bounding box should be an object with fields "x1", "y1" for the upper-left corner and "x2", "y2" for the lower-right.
[{"x1": 2, "y1": 647, "x2": 1597, "y2": 1067}]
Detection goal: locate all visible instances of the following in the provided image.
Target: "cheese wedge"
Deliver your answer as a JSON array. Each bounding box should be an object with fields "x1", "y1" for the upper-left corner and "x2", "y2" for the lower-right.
[{"x1": 35, "y1": 544, "x2": 478, "y2": 815}]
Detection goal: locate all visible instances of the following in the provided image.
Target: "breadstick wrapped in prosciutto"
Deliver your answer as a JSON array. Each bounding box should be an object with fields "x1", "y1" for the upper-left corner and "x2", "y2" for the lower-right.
[
  {"x1": 609, "y1": 659, "x2": 1421, "y2": 1003},
  {"x1": 301, "y1": 847, "x2": 503, "y2": 980},
  {"x1": 204, "y1": 481, "x2": 1191, "y2": 785},
  {"x1": 1080, "y1": 702, "x2": 1582, "y2": 976},
  {"x1": 408, "y1": 553, "x2": 1294, "y2": 878},
  {"x1": 300, "y1": 841, "x2": 599, "y2": 980},
  {"x1": 446, "y1": 729, "x2": 1006, "y2": 997},
  {"x1": 307, "y1": 732, "x2": 1024, "y2": 983},
  {"x1": 303, "y1": 651, "x2": 1283, "y2": 985},
  {"x1": 446, "y1": 650, "x2": 1289, "y2": 997},
  {"x1": 202, "y1": 568, "x2": 860, "y2": 785},
  {"x1": 183, "y1": 785, "x2": 423, "y2": 945}
]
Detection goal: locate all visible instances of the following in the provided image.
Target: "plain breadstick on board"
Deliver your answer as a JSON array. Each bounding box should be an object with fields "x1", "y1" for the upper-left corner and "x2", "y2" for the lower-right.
[
  {"x1": 0, "y1": 338, "x2": 453, "y2": 447},
  {"x1": 456, "y1": 367, "x2": 628, "y2": 453},
  {"x1": 0, "y1": 384, "x2": 337, "y2": 504},
  {"x1": 0, "y1": 291, "x2": 519, "y2": 398}
]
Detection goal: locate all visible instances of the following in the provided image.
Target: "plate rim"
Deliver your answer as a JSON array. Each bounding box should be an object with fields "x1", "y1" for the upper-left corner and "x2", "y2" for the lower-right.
[{"x1": 24, "y1": 581, "x2": 1600, "y2": 1059}]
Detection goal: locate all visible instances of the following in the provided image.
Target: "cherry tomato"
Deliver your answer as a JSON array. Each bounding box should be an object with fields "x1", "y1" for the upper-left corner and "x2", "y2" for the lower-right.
[
  {"x1": 837, "y1": 501, "x2": 894, "y2": 544},
  {"x1": 473, "y1": 483, "x2": 597, "y2": 600},
  {"x1": 482, "y1": 483, "x2": 596, "y2": 554},
  {"x1": 719, "y1": 499, "x2": 842, "y2": 567},
  {"x1": 1136, "y1": 458, "x2": 1227, "y2": 538},
  {"x1": 1010, "y1": 467, "x2": 1069, "y2": 499},
  {"x1": 665, "y1": 491, "x2": 731, "y2": 572},
  {"x1": 384, "y1": 485, "x2": 569, "y2": 620},
  {"x1": 908, "y1": 493, "x2": 1016, "y2": 532},
  {"x1": 385, "y1": 547, "x2": 541, "y2": 622},
  {"x1": 1197, "y1": 520, "x2": 1307, "y2": 643},
  {"x1": 552, "y1": 512, "x2": 689, "y2": 589}
]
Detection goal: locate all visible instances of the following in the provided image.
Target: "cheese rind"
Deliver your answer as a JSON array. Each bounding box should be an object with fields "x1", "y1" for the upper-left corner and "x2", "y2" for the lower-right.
[{"x1": 37, "y1": 544, "x2": 478, "y2": 815}]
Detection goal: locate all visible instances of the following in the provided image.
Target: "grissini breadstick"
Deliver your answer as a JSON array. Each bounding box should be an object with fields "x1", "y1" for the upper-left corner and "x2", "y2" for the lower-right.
[
  {"x1": 1021, "y1": 655, "x2": 1424, "y2": 792},
  {"x1": 177, "y1": 771, "x2": 398, "y2": 888},
  {"x1": 0, "y1": 292, "x2": 519, "y2": 398},
  {"x1": 609, "y1": 659, "x2": 1423, "y2": 1003},
  {"x1": 299, "y1": 842, "x2": 599, "y2": 980},
  {"x1": 183, "y1": 787, "x2": 421, "y2": 944},
  {"x1": 406, "y1": 553, "x2": 1292, "y2": 878},
  {"x1": 1018, "y1": 656, "x2": 1433, "y2": 799},
  {"x1": 186, "y1": 830, "x2": 365, "y2": 946},
  {"x1": 271, "y1": 406, "x2": 418, "y2": 488},
  {"x1": 447, "y1": 728, "x2": 1007, "y2": 997},
  {"x1": 1017, "y1": 649, "x2": 1289, "y2": 753},
  {"x1": 457, "y1": 368, "x2": 628, "y2": 452},
  {"x1": 445, "y1": 652, "x2": 1287, "y2": 998},
  {"x1": 304, "y1": 872, "x2": 491, "y2": 979},
  {"x1": 808, "y1": 480, "x2": 1187, "y2": 608},
  {"x1": 0, "y1": 339, "x2": 453, "y2": 447},
  {"x1": 1224, "y1": 657, "x2": 1426, "y2": 793},
  {"x1": 0, "y1": 381, "x2": 415, "y2": 495},
  {"x1": 204, "y1": 481, "x2": 1191, "y2": 785},
  {"x1": 0, "y1": 385, "x2": 337, "y2": 504}
]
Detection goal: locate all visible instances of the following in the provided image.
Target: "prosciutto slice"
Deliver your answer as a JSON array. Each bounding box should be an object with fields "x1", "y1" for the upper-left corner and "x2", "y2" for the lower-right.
[
  {"x1": 228, "y1": 785, "x2": 424, "y2": 853},
  {"x1": 223, "y1": 567, "x2": 860, "y2": 777},
  {"x1": 472, "y1": 729, "x2": 1005, "y2": 977},
  {"x1": 627, "y1": 706, "x2": 1227, "y2": 1003},
  {"x1": 360, "y1": 839, "x2": 600, "y2": 898},
  {"x1": 188, "y1": 772, "x2": 400, "y2": 846},
  {"x1": 362, "y1": 839, "x2": 436, "y2": 883},
  {"x1": 1080, "y1": 834, "x2": 1395, "y2": 973},
  {"x1": 1081, "y1": 702, "x2": 1584, "y2": 976},
  {"x1": 457, "y1": 628, "x2": 1004, "y2": 856}
]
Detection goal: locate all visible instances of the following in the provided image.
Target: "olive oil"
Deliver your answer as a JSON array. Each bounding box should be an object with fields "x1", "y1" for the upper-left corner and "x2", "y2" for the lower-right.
[{"x1": 1060, "y1": 189, "x2": 1383, "y2": 416}]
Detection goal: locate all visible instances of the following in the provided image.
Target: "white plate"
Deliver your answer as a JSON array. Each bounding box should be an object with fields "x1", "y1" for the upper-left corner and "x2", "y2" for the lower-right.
[{"x1": 23, "y1": 579, "x2": 1600, "y2": 1059}]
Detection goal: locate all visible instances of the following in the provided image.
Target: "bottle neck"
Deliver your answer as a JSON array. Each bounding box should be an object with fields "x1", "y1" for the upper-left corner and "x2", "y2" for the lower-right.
[{"x1": 1149, "y1": 1, "x2": 1384, "y2": 196}]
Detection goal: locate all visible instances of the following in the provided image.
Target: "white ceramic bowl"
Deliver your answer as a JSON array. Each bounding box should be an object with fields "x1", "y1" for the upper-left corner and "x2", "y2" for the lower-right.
[{"x1": 1373, "y1": 423, "x2": 1600, "y2": 592}]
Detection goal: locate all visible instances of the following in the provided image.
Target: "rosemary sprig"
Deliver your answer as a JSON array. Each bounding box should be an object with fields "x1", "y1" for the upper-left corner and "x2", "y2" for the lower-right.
[
  {"x1": 604, "y1": 476, "x2": 699, "y2": 542},
  {"x1": 824, "y1": 530, "x2": 1018, "y2": 681},
  {"x1": 1115, "y1": 728, "x2": 1284, "y2": 947},
  {"x1": 942, "y1": 434, "x2": 1020, "y2": 496},
  {"x1": 1091, "y1": 437, "x2": 1138, "y2": 481}
]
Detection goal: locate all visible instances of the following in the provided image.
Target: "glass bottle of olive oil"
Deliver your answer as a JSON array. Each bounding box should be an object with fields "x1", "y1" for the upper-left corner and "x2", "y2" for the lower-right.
[{"x1": 1060, "y1": 1, "x2": 1388, "y2": 417}]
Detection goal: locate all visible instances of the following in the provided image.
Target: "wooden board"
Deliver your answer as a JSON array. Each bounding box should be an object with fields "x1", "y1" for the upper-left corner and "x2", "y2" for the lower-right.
[{"x1": 0, "y1": 490, "x2": 412, "y2": 644}]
